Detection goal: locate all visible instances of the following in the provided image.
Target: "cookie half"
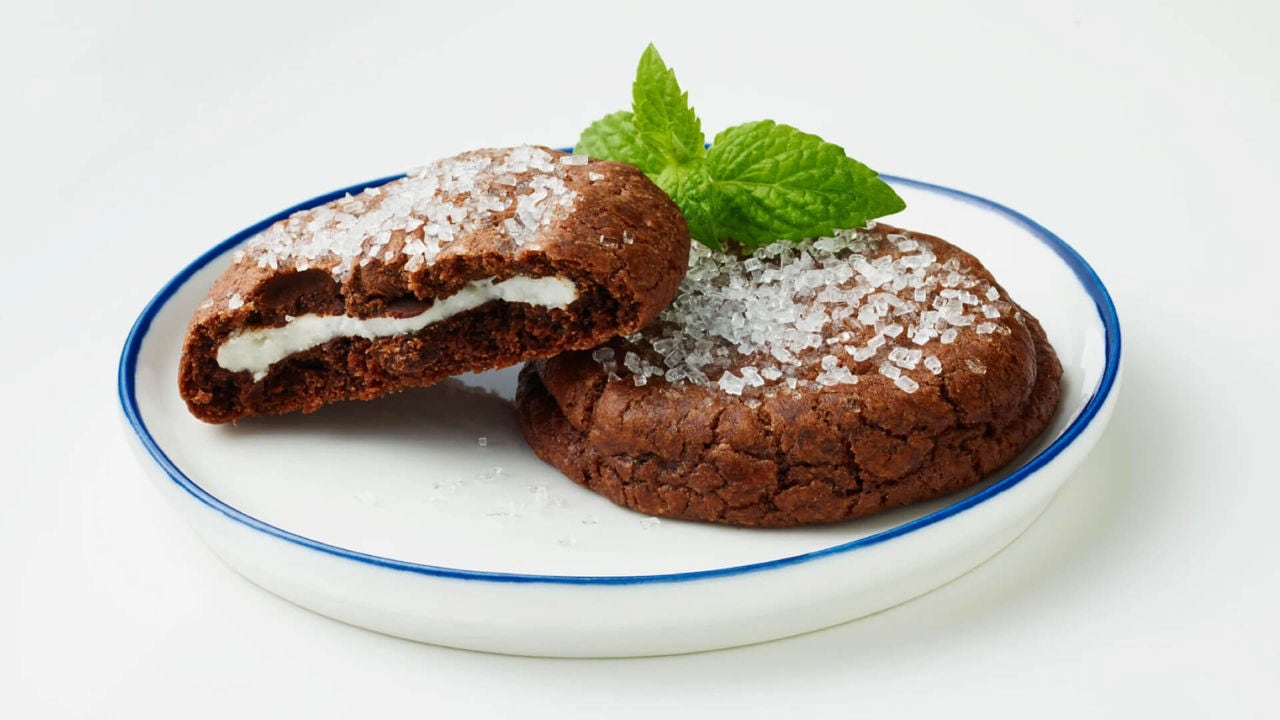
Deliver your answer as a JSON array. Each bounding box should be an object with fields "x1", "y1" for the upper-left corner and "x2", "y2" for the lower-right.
[
  {"x1": 517, "y1": 225, "x2": 1062, "y2": 527},
  {"x1": 180, "y1": 146, "x2": 690, "y2": 423}
]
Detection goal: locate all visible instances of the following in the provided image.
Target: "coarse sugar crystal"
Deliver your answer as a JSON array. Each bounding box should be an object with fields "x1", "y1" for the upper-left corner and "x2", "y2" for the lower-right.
[
  {"x1": 894, "y1": 375, "x2": 920, "y2": 393},
  {"x1": 235, "y1": 146, "x2": 581, "y2": 283},
  {"x1": 591, "y1": 229, "x2": 999, "y2": 396}
]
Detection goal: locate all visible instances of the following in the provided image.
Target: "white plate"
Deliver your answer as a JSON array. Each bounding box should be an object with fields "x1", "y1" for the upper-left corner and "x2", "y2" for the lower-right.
[{"x1": 118, "y1": 173, "x2": 1121, "y2": 657}]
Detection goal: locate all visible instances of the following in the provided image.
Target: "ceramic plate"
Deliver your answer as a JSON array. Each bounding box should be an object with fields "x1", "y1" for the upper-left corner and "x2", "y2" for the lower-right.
[{"x1": 119, "y1": 173, "x2": 1121, "y2": 657}]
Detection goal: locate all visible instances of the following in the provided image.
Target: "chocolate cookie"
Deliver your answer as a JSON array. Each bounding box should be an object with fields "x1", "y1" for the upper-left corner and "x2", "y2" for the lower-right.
[
  {"x1": 180, "y1": 146, "x2": 690, "y2": 423},
  {"x1": 517, "y1": 225, "x2": 1062, "y2": 527}
]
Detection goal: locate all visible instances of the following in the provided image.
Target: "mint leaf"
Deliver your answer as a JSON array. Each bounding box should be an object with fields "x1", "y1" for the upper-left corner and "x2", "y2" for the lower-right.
[
  {"x1": 706, "y1": 120, "x2": 905, "y2": 248},
  {"x1": 575, "y1": 111, "x2": 659, "y2": 169},
  {"x1": 574, "y1": 46, "x2": 905, "y2": 252},
  {"x1": 656, "y1": 162, "x2": 722, "y2": 250},
  {"x1": 631, "y1": 44, "x2": 705, "y2": 167}
]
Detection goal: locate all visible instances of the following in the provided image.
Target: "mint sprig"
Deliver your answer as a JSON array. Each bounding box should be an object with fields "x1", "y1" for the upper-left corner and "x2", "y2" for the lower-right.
[
  {"x1": 575, "y1": 45, "x2": 905, "y2": 250},
  {"x1": 577, "y1": 111, "x2": 653, "y2": 170},
  {"x1": 631, "y1": 46, "x2": 705, "y2": 166}
]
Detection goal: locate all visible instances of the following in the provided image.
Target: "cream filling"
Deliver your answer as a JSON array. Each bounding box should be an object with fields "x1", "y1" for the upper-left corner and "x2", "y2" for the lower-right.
[{"x1": 216, "y1": 275, "x2": 577, "y2": 380}]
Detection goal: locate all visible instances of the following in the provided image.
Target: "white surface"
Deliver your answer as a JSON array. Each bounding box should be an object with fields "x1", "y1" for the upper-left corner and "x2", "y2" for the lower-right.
[
  {"x1": 125, "y1": 175, "x2": 1115, "y2": 655},
  {"x1": 3, "y1": 0, "x2": 1276, "y2": 715}
]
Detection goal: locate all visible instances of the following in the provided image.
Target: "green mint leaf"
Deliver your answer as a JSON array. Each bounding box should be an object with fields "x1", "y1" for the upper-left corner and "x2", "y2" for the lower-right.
[
  {"x1": 632, "y1": 44, "x2": 705, "y2": 166},
  {"x1": 574, "y1": 111, "x2": 659, "y2": 169},
  {"x1": 656, "y1": 161, "x2": 722, "y2": 250},
  {"x1": 706, "y1": 120, "x2": 905, "y2": 248},
  {"x1": 573, "y1": 45, "x2": 906, "y2": 252}
]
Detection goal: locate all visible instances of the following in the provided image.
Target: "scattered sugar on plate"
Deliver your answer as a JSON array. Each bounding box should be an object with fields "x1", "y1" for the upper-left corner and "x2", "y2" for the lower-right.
[{"x1": 528, "y1": 484, "x2": 550, "y2": 509}]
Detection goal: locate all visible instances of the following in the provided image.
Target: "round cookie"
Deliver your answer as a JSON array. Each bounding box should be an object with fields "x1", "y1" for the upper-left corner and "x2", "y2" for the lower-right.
[
  {"x1": 517, "y1": 224, "x2": 1062, "y2": 527},
  {"x1": 180, "y1": 146, "x2": 689, "y2": 423}
]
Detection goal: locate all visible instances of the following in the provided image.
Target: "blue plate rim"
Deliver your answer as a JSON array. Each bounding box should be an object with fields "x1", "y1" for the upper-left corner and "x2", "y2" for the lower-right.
[{"x1": 117, "y1": 171, "x2": 1122, "y2": 586}]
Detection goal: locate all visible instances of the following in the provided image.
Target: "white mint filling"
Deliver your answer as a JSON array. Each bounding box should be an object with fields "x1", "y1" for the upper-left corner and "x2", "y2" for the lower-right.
[{"x1": 216, "y1": 275, "x2": 577, "y2": 380}]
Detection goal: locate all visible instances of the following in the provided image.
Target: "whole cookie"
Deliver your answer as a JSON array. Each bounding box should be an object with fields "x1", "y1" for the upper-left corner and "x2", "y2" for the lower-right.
[
  {"x1": 180, "y1": 146, "x2": 690, "y2": 423},
  {"x1": 517, "y1": 225, "x2": 1062, "y2": 527}
]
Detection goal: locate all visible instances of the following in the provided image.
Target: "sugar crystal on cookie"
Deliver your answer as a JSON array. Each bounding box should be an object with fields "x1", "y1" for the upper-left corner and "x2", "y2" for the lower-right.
[
  {"x1": 596, "y1": 227, "x2": 1009, "y2": 396},
  {"x1": 236, "y1": 146, "x2": 579, "y2": 282}
]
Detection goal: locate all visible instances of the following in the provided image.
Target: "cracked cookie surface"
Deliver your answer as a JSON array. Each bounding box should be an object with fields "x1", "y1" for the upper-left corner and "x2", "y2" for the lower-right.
[{"x1": 517, "y1": 225, "x2": 1062, "y2": 527}]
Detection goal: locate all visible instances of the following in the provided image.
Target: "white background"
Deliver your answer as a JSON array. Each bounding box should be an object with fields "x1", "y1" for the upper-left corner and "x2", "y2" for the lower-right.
[{"x1": 3, "y1": 0, "x2": 1277, "y2": 717}]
